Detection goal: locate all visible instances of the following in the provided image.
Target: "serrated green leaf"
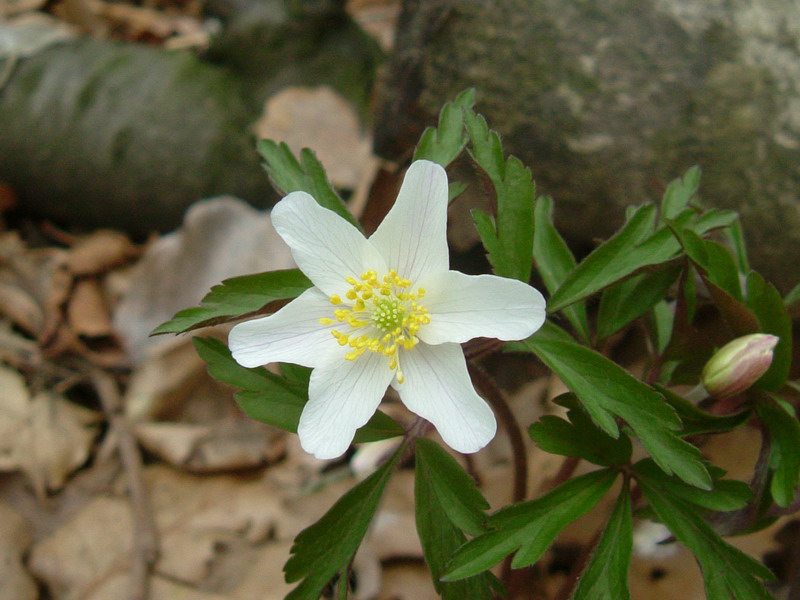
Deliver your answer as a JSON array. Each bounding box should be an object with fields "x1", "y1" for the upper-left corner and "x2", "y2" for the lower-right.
[
  {"x1": 597, "y1": 265, "x2": 681, "y2": 340},
  {"x1": 471, "y1": 209, "x2": 504, "y2": 273},
  {"x1": 234, "y1": 389, "x2": 305, "y2": 433},
  {"x1": 464, "y1": 110, "x2": 504, "y2": 181},
  {"x1": 691, "y1": 208, "x2": 739, "y2": 232},
  {"x1": 522, "y1": 336, "x2": 711, "y2": 489},
  {"x1": 661, "y1": 166, "x2": 700, "y2": 219},
  {"x1": 352, "y1": 411, "x2": 405, "y2": 443},
  {"x1": 284, "y1": 446, "x2": 403, "y2": 600},
  {"x1": 415, "y1": 440, "x2": 500, "y2": 600},
  {"x1": 784, "y1": 281, "x2": 800, "y2": 307},
  {"x1": 152, "y1": 269, "x2": 313, "y2": 334},
  {"x1": 257, "y1": 139, "x2": 361, "y2": 231},
  {"x1": 193, "y1": 337, "x2": 296, "y2": 393},
  {"x1": 724, "y1": 217, "x2": 750, "y2": 274},
  {"x1": 550, "y1": 205, "x2": 734, "y2": 313},
  {"x1": 443, "y1": 470, "x2": 617, "y2": 581},
  {"x1": 650, "y1": 300, "x2": 674, "y2": 355},
  {"x1": 194, "y1": 337, "x2": 403, "y2": 441},
  {"x1": 548, "y1": 204, "x2": 660, "y2": 312},
  {"x1": 638, "y1": 475, "x2": 775, "y2": 600},
  {"x1": 413, "y1": 88, "x2": 476, "y2": 167},
  {"x1": 415, "y1": 439, "x2": 489, "y2": 536},
  {"x1": 528, "y1": 399, "x2": 632, "y2": 467},
  {"x1": 533, "y1": 195, "x2": 590, "y2": 342},
  {"x1": 448, "y1": 181, "x2": 468, "y2": 200},
  {"x1": 746, "y1": 272, "x2": 792, "y2": 392},
  {"x1": 465, "y1": 110, "x2": 535, "y2": 282},
  {"x1": 755, "y1": 395, "x2": 800, "y2": 507},
  {"x1": 654, "y1": 385, "x2": 751, "y2": 435},
  {"x1": 571, "y1": 481, "x2": 633, "y2": 600},
  {"x1": 671, "y1": 228, "x2": 742, "y2": 301},
  {"x1": 634, "y1": 459, "x2": 751, "y2": 512}
]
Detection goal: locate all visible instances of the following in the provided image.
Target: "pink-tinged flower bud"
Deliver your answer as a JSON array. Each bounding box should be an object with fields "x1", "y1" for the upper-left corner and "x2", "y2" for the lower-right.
[{"x1": 702, "y1": 334, "x2": 779, "y2": 400}]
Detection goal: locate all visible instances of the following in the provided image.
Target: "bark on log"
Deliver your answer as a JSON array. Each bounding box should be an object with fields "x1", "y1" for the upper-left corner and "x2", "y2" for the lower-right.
[
  {"x1": 376, "y1": 0, "x2": 800, "y2": 291},
  {"x1": 0, "y1": 1, "x2": 380, "y2": 236},
  {"x1": 1, "y1": 39, "x2": 270, "y2": 236}
]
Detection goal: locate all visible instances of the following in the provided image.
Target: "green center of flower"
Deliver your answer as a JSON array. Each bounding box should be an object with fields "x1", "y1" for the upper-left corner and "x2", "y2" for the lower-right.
[
  {"x1": 373, "y1": 298, "x2": 406, "y2": 332},
  {"x1": 318, "y1": 269, "x2": 430, "y2": 383}
]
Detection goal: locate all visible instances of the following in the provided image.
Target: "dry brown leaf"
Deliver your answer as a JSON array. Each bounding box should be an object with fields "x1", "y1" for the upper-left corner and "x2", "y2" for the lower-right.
[
  {"x1": 66, "y1": 229, "x2": 138, "y2": 276},
  {"x1": 377, "y1": 563, "x2": 438, "y2": 600},
  {"x1": 229, "y1": 540, "x2": 295, "y2": 600},
  {"x1": 135, "y1": 419, "x2": 283, "y2": 472},
  {"x1": 0, "y1": 365, "x2": 99, "y2": 496},
  {"x1": 0, "y1": 0, "x2": 48, "y2": 18},
  {"x1": 87, "y1": 574, "x2": 231, "y2": 600},
  {"x1": 29, "y1": 465, "x2": 299, "y2": 600},
  {"x1": 112, "y1": 197, "x2": 294, "y2": 363},
  {"x1": 346, "y1": 0, "x2": 400, "y2": 52},
  {"x1": 0, "y1": 502, "x2": 37, "y2": 600},
  {"x1": 124, "y1": 339, "x2": 206, "y2": 420},
  {"x1": 0, "y1": 321, "x2": 39, "y2": 367},
  {"x1": 254, "y1": 86, "x2": 375, "y2": 191},
  {"x1": 0, "y1": 280, "x2": 43, "y2": 334},
  {"x1": 67, "y1": 278, "x2": 112, "y2": 337},
  {"x1": 0, "y1": 232, "x2": 71, "y2": 339}
]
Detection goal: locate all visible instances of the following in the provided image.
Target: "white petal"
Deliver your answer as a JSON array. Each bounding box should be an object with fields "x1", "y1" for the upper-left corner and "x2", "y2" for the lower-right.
[
  {"x1": 416, "y1": 271, "x2": 546, "y2": 345},
  {"x1": 397, "y1": 343, "x2": 496, "y2": 454},
  {"x1": 298, "y1": 352, "x2": 395, "y2": 459},
  {"x1": 229, "y1": 287, "x2": 340, "y2": 368},
  {"x1": 369, "y1": 160, "x2": 449, "y2": 282},
  {"x1": 271, "y1": 192, "x2": 386, "y2": 297}
]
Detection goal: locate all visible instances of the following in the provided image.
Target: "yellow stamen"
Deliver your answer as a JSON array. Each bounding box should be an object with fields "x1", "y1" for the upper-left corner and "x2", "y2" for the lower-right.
[{"x1": 322, "y1": 270, "x2": 431, "y2": 383}]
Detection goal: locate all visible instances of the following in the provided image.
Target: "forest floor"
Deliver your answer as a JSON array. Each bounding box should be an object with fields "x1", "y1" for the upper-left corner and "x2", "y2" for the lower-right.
[{"x1": 0, "y1": 1, "x2": 795, "y2": 599}]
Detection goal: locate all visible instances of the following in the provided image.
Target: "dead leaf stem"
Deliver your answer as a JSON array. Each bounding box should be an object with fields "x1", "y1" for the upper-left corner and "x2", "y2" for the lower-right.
[{"x1": 90, "y1": 367, "x2": 159, "y2": 600}]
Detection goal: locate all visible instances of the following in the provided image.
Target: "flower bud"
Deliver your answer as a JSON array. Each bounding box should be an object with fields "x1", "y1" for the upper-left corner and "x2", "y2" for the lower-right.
[{"x1": 701, "y1": 334, "x2": 779, "y2": 400}]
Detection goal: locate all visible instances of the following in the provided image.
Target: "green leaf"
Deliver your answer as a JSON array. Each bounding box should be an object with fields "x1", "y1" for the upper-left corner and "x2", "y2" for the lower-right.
[
  {"x1": 571, "y1": 481, "x2": 633, "y2": 600},
  {"x1": 528, "y1": 396, "x2": 632, "y2": 466},
  {"x1": 415, "y1": 439, "x2": 490, "y2": 536},
  {"x1": 443, "y1": 470, "x2": 617, "y2": 581},
  {"x1": 671, "y1": 228, "x2": 743, "y2": 301},
  {"x1": 655, "y1": 385, "x2": 751, "y2": 436},
  {"x1": 194, "y1": 337, "x2": 403, "y2": 441},
  {"x1": 234, "y1": 389, "x2": 305, "y2": 433},
  {"x1": 257, "y1": 140, "x2": 361, "y2": 231},
  {"x1": 465, "y1": 110, "x2": 535, "y2": 282},
  {"x1": 649, "y1": 300, "x2": 674, "y2": 355},
  {"x1": 550, "y1": 205, "x2": 735, "y2": 313},
  {"x1": 661, "y1": 166, "x2": 701, "y2": 219},
  {"x1": 634, "y1": 459, "x2": 751, "y2": 512},
  {"x1": 548, "y1": 204, "x2": 660, "y2": 312},
  {"x1": 152, "y1": 269, "x2": 313, "y2": 334},
  {"x1": 413, "y1": 88, "x2": 476, "y2": 167},
  {"x1": 522, "y1": 336, "x2": 711, "y2": 489},
  {"x1": 637, "y1": 473, "x2": 775, "y2": 600},
  {"x1": 415, "y1": 440, "x2": 500, "y2": 600},
  {"x1": 597, "y1": 264, "x2": 681, "y2": 340},
  {"x1": 533, "y1": 195, "x2": 590, "y2": 341},
  {"x1": 755, "y1": 395, "x2": 800, "y2": 507},
  {"x1": 284, "y1": 446, "x2": 403, "y2": 600},
  {"x1": 746, "y1": 272, "x2": 793, "y2": 391},
  {"x1": 784, "y1": 281, "x2": 800, "y2": 308},
  {"x1": 724, "y1": 217, "x2": 750, "y2": 274}
]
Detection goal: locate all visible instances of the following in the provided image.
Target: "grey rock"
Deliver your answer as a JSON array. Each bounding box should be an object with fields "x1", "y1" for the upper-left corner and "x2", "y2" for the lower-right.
[{"x1": 376, "y1": 0, "x2": 800, "y2": 291}]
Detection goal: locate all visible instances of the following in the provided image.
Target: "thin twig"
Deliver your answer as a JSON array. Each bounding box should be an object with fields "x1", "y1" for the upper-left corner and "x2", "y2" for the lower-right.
[
  {"x1": 546, "y1": 455, "x2": 581, "y2": 491},
  {"x1": 468, "y1": 363, "x2": 528, "y2": 503},
  {"x1": 468, "y1": 363, "x2": 531, "y2": 596},
  {"x1": 90, "y1": 367, "x2": 159, "y2": 600}
]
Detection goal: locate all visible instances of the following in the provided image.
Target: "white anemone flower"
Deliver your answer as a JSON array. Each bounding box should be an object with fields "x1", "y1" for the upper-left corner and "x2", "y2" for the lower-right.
[{"x1": 229, "y1": 160, "x2": 546, "y2": 459}]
